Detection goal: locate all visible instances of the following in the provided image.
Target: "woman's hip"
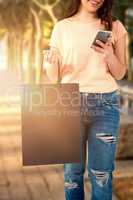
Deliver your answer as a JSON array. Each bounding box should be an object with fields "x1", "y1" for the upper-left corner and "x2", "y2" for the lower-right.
[{"x1": 80, "y1": 89, "x2": 120, "y2": 125}]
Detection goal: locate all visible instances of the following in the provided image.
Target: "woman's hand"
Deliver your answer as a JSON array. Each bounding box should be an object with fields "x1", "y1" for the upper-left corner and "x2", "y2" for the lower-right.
[
  {"x1": 43, "y1": 48, "x2": 60, "y2": 70},
  {"x1": 91, "y1": 35, "x2": 127, "y2": 80},
  {"x1": 43, "y1": 48, "x2": 73, "y2": 81},
  {"x1": 91, "y1": 37, "x2": 115, "y2": 63},
  {"x1": 42, "y1": 48, "x2": 61, "y2": 82}
]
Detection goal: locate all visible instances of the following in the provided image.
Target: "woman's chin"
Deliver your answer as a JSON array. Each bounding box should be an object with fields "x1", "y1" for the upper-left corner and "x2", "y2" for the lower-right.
[
  {"x1": 87, "y1": 1, "x2": 102, "y2": 12},
  {"x1": 87, "y1": 7, "x2": 98, "y2": 13}
]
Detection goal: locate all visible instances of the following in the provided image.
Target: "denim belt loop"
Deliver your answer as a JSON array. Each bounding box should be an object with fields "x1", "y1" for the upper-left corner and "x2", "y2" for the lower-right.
[
  {"x1": 116, "y1": 89, "x2": 120, "y2": 95},
  {"x1": 99, "y1": 93, "x2": 103, "y2": 100}
]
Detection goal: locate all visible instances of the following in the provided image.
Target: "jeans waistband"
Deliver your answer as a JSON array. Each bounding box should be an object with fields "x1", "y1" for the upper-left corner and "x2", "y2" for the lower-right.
[{"x1": 80, "y1": 89, "x2": 119, "y2": 100}]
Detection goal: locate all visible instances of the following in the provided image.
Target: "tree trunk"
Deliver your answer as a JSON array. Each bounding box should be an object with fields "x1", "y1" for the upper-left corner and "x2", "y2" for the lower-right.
[
  {"x1": 7, "y1": 32, "x2": 16, "y2": 72},
  {"x1": 25, "y1": 20, "x2": 35, "y2": 84},
  {"x1": 31, "y1": 8, "x2": 43, "y2": 84}
]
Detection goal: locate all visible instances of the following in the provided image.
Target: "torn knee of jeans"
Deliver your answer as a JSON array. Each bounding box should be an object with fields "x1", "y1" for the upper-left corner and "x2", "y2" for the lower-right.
[
  {"x1": 65, "y1": 179, "x2": 79, "y2": 189},
  {"x1": 96, "y1": 133, "x2": 116, "y2": 143},
  {"x1": 91, "y1": 169, "x2": 109, "y2": 187}
]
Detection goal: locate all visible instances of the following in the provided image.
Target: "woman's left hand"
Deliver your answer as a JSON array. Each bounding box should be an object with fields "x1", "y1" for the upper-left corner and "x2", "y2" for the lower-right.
[{"x1": 91, "y1": 37, "x2": 115, "y2": 63}]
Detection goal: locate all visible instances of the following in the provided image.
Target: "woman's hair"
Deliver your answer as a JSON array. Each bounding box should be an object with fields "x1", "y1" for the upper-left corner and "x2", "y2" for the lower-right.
[{"x1": 62, "y1": 0, "x2": 116, "y2": 30}]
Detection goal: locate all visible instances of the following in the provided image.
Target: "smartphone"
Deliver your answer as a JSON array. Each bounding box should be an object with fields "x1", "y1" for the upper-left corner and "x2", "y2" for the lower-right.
[{"x1": 91, "y1": 30, "x2": 112, "y2": 47}]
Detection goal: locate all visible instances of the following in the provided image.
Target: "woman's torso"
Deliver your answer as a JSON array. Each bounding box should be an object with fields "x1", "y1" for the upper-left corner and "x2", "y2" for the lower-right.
[{"x1": 50, "y1": 17, "x2": 122, "y2": 93}]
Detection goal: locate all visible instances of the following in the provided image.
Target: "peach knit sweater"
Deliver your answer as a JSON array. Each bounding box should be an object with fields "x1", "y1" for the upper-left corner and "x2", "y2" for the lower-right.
[{"x1": 49, "y1": 18, "x2": 128, "y2": 93}]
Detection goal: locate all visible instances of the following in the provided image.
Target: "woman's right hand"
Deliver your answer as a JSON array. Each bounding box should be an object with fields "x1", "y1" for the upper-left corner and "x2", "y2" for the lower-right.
[
  {"x1": 43, "y1": 47, "x2": 74, "y2": 80},
  {"x1": 43, "y1": 48, "x2": 57, "y2": 69},
  {"x1": 43, "y1": 47, "x2": 62, "y2": 82}
]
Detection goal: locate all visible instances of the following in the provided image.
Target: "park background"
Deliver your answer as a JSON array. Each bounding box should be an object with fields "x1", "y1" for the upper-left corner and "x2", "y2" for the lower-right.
[{"x1": 0, "y1": 0, "x2": 133, "y2": 200}]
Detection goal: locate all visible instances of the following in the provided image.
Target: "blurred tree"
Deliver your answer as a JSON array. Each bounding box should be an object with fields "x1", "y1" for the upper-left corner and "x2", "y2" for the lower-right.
[{"x1": 0, "y1": 0, "x2": 31, "y2": 81}]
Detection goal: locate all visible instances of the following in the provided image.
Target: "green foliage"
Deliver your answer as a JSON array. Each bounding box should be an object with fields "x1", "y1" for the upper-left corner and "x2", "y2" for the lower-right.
[{"x1": 42, "y1": 20, "x2": 53, "y2": 39}]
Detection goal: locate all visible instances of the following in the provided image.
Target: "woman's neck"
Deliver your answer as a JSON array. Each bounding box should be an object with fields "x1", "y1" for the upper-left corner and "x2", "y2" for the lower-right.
[{"x1": 74, "y1": 7, "x2": 98, "y2": 22}]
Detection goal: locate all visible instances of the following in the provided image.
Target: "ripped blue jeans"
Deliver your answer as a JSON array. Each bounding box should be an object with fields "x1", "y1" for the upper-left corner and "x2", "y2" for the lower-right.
[{"x1": 64, "y1": 89, "x2": 120, "y2": 200}]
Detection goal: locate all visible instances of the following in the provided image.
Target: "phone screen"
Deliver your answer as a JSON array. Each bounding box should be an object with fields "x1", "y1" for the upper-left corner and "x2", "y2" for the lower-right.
[{"x1": 92, "y1": 31, "x2": 111, "y2": 47}]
